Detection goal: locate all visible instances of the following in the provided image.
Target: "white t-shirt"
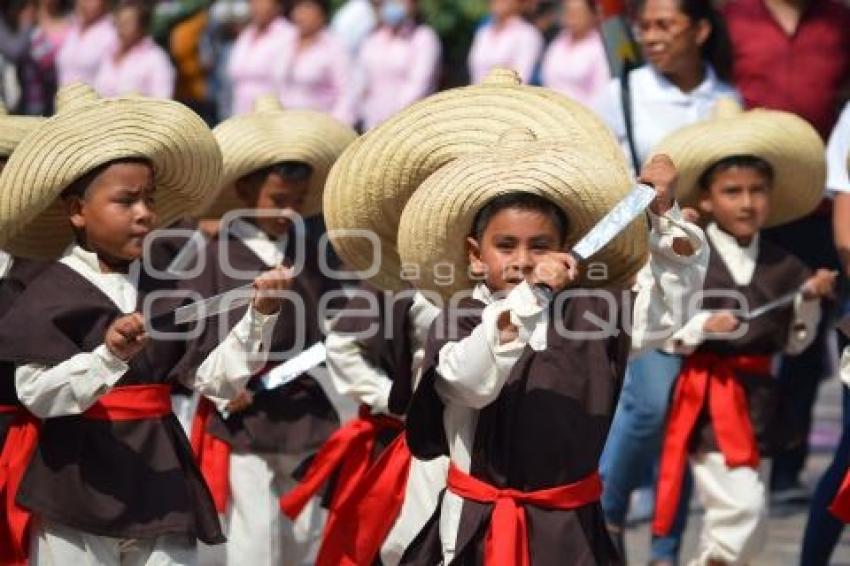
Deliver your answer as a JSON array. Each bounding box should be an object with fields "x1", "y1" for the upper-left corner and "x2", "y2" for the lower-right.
[
  {"x1": 826, "y1": 102, "x2": 850, "y2": 195},
  {"x1": 592, "y1": 65, "x2": 739, "y2": 171}
]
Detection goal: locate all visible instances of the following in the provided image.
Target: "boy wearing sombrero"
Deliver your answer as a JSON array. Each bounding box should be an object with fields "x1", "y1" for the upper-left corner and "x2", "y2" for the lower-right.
[
  {"x1": 186, "y1": 97, "x2": 356, "y2": 566},
  {"x1": 389, "y1": 134, "x2": 708, "y2": 563},
  {"x1": 650, "y1": 102, "x2": 836, "y2": 565},
  {"x1": 0, "y1": 85, "x2": 290, "y2": 565}
]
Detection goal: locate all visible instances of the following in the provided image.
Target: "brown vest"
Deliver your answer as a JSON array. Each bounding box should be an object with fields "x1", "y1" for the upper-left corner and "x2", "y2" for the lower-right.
[
  {"x1": 188, "y1": 231, "x2": 340, "y2": 454},
  {"x1": 405, "y1": 292, "x2": 630, "y2": 566},
  {"x1": 0, "y1": 261, "x2": 223, "y2": 543},
  {"x1": 691, "y1": 237, "x2": 810, "y2": 455}
]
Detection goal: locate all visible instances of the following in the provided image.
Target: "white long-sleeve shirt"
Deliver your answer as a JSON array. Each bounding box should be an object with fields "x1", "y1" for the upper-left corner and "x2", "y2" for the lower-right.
[
  {"x1": 433, "y1": 206, "x2": 708, "y2": 561},
  {"x1": 326, "y1": 290, "x2": 441, "y2": 414},
  {"x1": 15, "y1": 245, "x2": 278, "y2": 419},
  {"x1": 666, "y1": 222, "x2": 820, "y2": 356}
]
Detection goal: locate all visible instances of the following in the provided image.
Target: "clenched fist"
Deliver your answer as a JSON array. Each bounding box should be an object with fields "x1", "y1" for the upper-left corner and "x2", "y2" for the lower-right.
[
  {"x1": 532, "y1": 251, "x2": 580, "y2": 293},
  {"x1": 252, "y1": 265, "x2": 294, "y2": 315},
  {"x1": 105, "y1": 313, "x2": 148, "y2": 361},
  {"x1": 640, "y1": 154, "x2": 678, "y2": 216}
]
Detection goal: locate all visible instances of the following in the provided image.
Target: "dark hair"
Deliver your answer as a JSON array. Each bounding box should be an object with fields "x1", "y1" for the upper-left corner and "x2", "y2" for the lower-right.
[
  {"x1": 60, "y1": 157, "x2": 153, "y2": 200},
  {"x1": 116, "y1": 0, "x2": 153, "y2": 32},
  {"x1": 290, "y1": 0, "x2": 330, "y2": 17},
  {"x1": 637, "y1": 0, "x2": 734, "y2": 83},
  {"x1": 238, "y1": 160, "x2": 314, "y2": 190},
  {"x1": 471, "y1": 192, "x2": 569, "y2": 244},
  {"x1": 697, "y1": 155, "x2": 774, "y2": 191}
]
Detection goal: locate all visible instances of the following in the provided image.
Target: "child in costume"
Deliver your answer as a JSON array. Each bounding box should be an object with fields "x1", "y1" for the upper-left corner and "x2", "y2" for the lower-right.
[
  {"x1": 187, "y1": 96, "x2": 356, "y2": 566},
  {"x1": 651, "y1": 101, "x2": 836, "y2": 566},
  {"x1": 393, "y1": 122, "x2": 708, "y2": 563},
  {"x1": 0, "y1": 85, "x2": 289, "y2": 565}
]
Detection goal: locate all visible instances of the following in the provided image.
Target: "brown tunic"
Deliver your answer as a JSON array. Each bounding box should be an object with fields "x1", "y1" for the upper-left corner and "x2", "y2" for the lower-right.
[
  {"x1": 188, "y1": 229, "x2": 340, "y2": 454},
  {"x1": 690, "y1": 238, "x2": 810, "y2": 456},
  {"x1": 0, "y1": 262, "x2": 223, "y2": 543},
  {"x1": 403, "y1": 293, "x2": 631, "y2": 566},
  {"x1": 0, "y1": 257, "x2": 49, "y2": 445}
]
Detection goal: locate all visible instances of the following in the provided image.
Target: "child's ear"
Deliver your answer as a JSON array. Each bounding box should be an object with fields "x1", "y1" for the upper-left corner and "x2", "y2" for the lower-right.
[
  {"x1": 467, "y1": 236, "x2": 485, "y2": 276},
  {"x1": 63, "y1": 196, "x2": 86, "y2": 231}
]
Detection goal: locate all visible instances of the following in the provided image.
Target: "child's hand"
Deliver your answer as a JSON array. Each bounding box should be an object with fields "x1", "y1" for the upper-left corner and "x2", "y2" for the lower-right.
[
  {"x1": 105, "y1": 313, "x2": 148, "y2": 361},
  {"x1": 226, "y1": 390, "x2": 254, "y2": 414},
  {"x1": 703, "y1": 312, "x2": 741, "y2": 335},
  {"x1": 802, "y1": 269, "x2": 838, "y2": 301},
  {"x1": 531, "y1": 252, "x2": 580, "y2": 293},
  {"x1": 640, "y1": 154, "x2": 678, "y2": 216},
  {"x1": 252, "y1": 265, "x2": 293, "y2": 315},
  {"x1": 681, "y1": 207, "x2": 701, "y2": 223}
]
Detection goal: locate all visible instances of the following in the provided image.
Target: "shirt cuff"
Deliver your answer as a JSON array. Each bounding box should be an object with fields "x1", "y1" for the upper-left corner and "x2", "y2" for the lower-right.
[
  {"x1": 232, "y1": 306, "x2": 280, "y2": 351},
  {"x1": 485, "y1": 281, "x2": 547, "y2": 354},
  {"x1": 647, "y1": 204, "x2": 706, "y2": 265},
  {"x1": 665, "y1": 311, "x2": 713, "y2": 354},
  {"x1": 69, "y1": 344, "x2": 130, "y2": 402}
]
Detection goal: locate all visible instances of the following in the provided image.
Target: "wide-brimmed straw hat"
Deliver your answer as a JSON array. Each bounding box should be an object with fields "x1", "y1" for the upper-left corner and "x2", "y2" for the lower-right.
[
  {"x1": 0, "y1": 103, "x2": 43, "y2": 158},
  {"x1": 397, "y1": 129, "x2": 647, "y2": 301},
  {"x1": 323, "y1": 68, "x2": 628, "y2": 292},
  {"x1": 202, "y1": 96, "x2": 357, "y2": 219},
  {"x1": 653, "y1": 98, "x2": 825, "y2": 227},
  {"x1": 0, "y1": 83, "x2": 223, "y2": 258}
]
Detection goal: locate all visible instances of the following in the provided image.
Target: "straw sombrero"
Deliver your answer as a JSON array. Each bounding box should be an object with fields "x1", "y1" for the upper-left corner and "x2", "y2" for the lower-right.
[
  {"x1": 653, "y1": 99, "x2": 825, "y2": 227},
  {"x1": 396, "y1": 129, "x2": 647, "y2": 301},
  {"x1": 0, "y1": 103, "x2": 43, "y2": 158},
  {"x1": 203, "y1": 96, "x2": 357, "y2": 219},
  {"x1": 0, "y1": 83, "x2": 223, "y2": 259},
  {"x1": 323, "y1": 68, "x2": 628, "y2": 292}
]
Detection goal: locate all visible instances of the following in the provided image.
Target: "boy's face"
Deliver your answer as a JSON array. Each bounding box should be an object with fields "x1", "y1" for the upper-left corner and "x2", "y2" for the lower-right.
[
  {"x1": 236, "y1": 171, "x2": 309, "y2": 238},
  {"x1": 66, "y1": 161, "x2": 157, "y2": 264},
  {"x1": 699, "y1": 165, "x2": 771, "y2": 242},
  {"x1": 467, "y1": 208, "x2": 564, "y2": 294}
]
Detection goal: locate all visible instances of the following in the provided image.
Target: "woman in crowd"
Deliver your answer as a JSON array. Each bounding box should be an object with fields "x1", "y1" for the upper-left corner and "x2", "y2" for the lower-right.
[
  {"x1": 94, "y1": 0, "x2": 175, "y2": 99},
  {"x1": 278, "y1": 0, "x2": 354, "y2": 125},
  {"x1": 56, "y1": 0, "x2": 116, "y2": 87},
  {"x1": 356, "y1": 0, "x2": 441, "y2": 130},
  {"x1": 540, "y1": 0, "x2": 609, "y2": 107},
  {"x1": 468, "y1": 0, "x2": 543, "y2": 84}
]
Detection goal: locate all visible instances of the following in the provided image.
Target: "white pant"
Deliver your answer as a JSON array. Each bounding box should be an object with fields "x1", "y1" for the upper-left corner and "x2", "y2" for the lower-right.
[
  {"x1": 198, "y1": 451, "x2": 325, "y2": 566},
  {"x1": 31, "y1": 521, "x2": 195, "y2": 566},
  {"x1": 689, "y1": 452, "x2": 770, "y2": 566},
  {"x1": 380, "y1": 456, "x2": 448, "y2": 566}
]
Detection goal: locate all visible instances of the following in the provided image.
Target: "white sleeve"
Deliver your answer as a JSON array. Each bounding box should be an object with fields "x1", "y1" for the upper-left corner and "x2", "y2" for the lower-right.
[
  {"x1": 840, "y1": 346, "x2": 850, "y2": 387},
  {"x1": 15, "y1": 345, "x2": 129, "y2": 418},
  {"x1": 434, "y1": 282, "x2": 543, "y2": 410},
  {"x1": 189, "y1": 307, "x2": 279, "y2": 401},
  {"x1": 784, "y1": 293, "x2": 821, "y2": 355},
  {"x1": 326, "y1": 331, "x2": 393, "y2": 414},
  {"x1": 630, "y1": 205, "x2": 709, "y2": 355},
  {"x1": 826, "y1": 103, "x2": 850, "y2": 195},
  {"x1": 664, "y1": 311, "x2": 714, "y2": 355}
]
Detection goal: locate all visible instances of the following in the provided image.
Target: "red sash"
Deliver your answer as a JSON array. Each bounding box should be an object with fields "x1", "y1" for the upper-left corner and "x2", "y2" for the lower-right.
[
  {"x1": 190, "y1": 397, "x2": 231, "y2": 513},
  {"x1": 0, "y1": 384, "x2": 172, "y2": 565},
  {"x1": 313, "y1": 433, "x2": 412, "y2": 566},
  {"x1": 653, "y1": 353, "x2": 771, "y2": 536},
  {"x1": 829, "y1": 469, "x2": 850, "y2": 523},
  {"x1": 279, "y1": 406, "x2": 404, "y2": 520},
  {"x1": 0, "y1": 406, "x2": 38, "y2": 566},
  {"x1": 447, "y1": 464, "x2": 602, "y2": 566}
]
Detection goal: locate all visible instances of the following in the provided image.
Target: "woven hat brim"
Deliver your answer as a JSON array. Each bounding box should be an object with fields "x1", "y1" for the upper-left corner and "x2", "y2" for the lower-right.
[
  {"x1": 323, "y1": 70, "x2": 628, "y2": 292},
  {"x1": 0, "y1": 97, "x2": 222, "y2": 259},
  {"x1": 203, "y1": 109, "x2": 357, "y2": 219},
  {"x1": 0, "y1": 115, "x2": 44, "y2": 157},
  {"x1": 654, "y1": 109, "x2": 825, "y2": 227},
  {"x1": 397, "y1": 143, "x2": 648, "y2": 302}
]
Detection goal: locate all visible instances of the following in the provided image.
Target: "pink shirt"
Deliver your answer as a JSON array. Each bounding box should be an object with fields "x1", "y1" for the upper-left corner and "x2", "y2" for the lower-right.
[
  {"x1": 56, "y1": 16, "x2": 118, "y2": 87},
  {"x1": 468, "y1": 16, "x2": 543, "y2": 84},
  {"x1": 357, "y1": 24, "x2": 441, "y2": 130},
  {"x1": 541, "y1": 30, "x2": 610, "y2": 107},
  {"x1": 94, "y1": 37, "x2": 176, "y2": 99},
  {"x1": 228, "y1": 17, "x2": 296, "y2": 116},
  {"x1": 279, "y1": 30, "x2": 355, "y2": 125}
]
